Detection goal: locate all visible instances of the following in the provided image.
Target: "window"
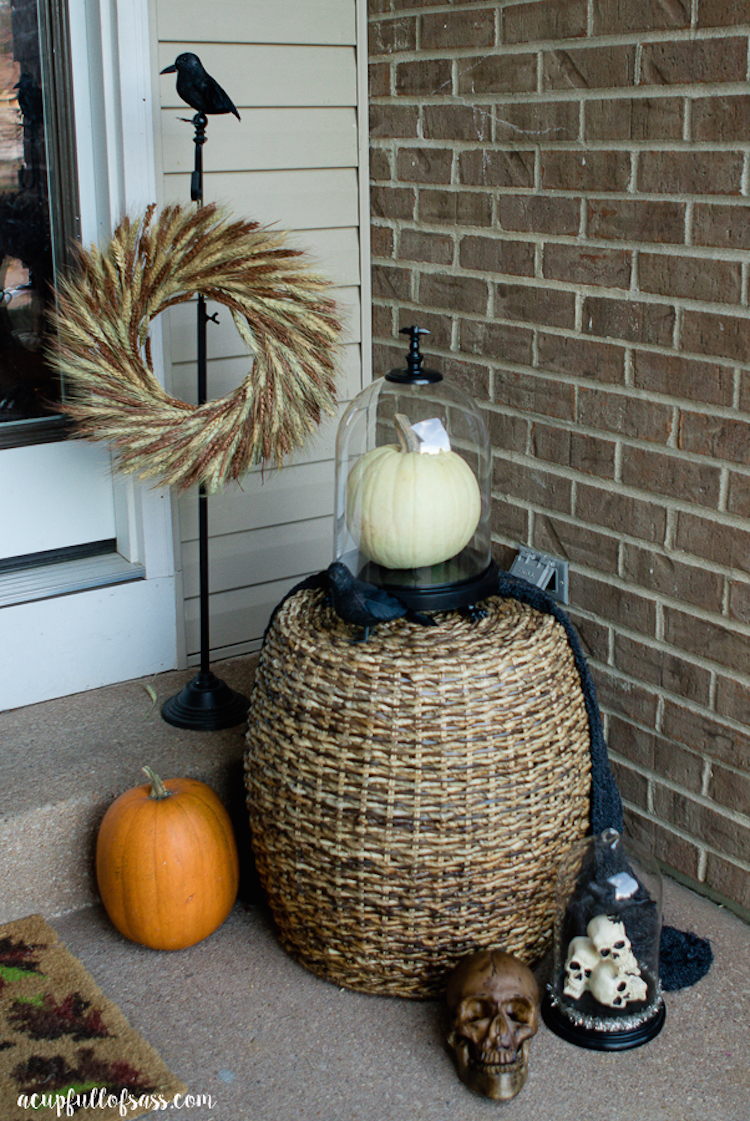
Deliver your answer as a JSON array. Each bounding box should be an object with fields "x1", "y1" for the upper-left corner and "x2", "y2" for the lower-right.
[{"x1": 0, "y1": 0, "x2": 78, "y2": 447}]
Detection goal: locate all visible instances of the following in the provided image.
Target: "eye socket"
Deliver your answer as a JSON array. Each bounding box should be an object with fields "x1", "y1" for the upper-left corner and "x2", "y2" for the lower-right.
[
  {"x1": 458, "y1": 998, "x2": 493, "y2": 1024},
  {"x1": 506, "y1": 1000, "x2": 533, "y2": 1025}
]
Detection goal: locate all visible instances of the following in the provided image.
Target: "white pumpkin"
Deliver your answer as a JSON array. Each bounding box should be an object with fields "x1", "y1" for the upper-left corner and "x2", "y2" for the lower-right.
[{"x1": 346, "y1": 413, "x2": 481, "y2": 569}]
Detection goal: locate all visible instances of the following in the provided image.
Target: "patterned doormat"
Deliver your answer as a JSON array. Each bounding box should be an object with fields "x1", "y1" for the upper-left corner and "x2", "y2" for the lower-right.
[{"x1": 0, "y1": 914, "x2": 185, "y2": 1120}]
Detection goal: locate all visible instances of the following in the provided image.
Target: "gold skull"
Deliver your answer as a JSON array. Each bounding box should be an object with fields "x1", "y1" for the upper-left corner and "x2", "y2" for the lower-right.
[{"x1": 446, "y1": 950, "x2": 539, "y2": 1102}]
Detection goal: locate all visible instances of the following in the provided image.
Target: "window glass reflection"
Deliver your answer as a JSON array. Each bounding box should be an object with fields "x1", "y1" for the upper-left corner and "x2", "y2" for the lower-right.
[{"x1": 0, "y1": 0, "x2": 57, "y2": 424}]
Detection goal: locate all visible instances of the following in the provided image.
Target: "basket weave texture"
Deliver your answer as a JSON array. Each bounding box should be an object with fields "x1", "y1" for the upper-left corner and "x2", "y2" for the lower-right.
[{"x1": 244, "y1": 588, "x2": 592, "y2": 998}]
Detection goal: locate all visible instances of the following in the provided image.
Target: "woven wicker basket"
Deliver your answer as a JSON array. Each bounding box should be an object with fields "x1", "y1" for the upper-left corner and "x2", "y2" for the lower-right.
[{"x1": 244, "y1": 588, "x2": 592, "y2": 998}]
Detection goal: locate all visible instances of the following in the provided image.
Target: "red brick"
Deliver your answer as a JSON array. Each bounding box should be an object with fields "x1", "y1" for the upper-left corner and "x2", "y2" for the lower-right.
[
  {"x1": 615, "y1": 634, "x2": 712, "y2": 706},
  {"x1": 537, "y1": 332, "x2": 625, "y2": 384},
  {"x1": 594, "y1": 0, "x2": 689, "y2": 34},
  {"x1": 371, "y1": 302, "x2": 393, "y2": 339},
  {"x1": 493, "y1": 367, "x2": 575, "y2": 420},
  {"x1": 715, "y1": 674, "x2": 750, "y2": 726},
  {"x1": 727, "y1": 577, "x2": 750, "y2": 624},
  {"x1": 534, "y1": 514, "x2": 620, "y2": 572},
  {"x1": 457, "y1": 53, "x2": 537, "y2": 95},
  {"x1": 582, "y1": 296, "x2": 675, "y2": 348},
  {"x1": 399, "y1": 228, "x2": 453, "y2": 266},
  {"x1": 370, "y1": 104, "x2": 419, "y2": 138},
  {"x1": 678, "y1": 410, "x2": 750, "y2": 464},
  {"x1": 640, "y1": 38, "x2": 748, "y2": 86},
  {"x1": 495, "y1": 282, "x2": 576, "y2": 330},
  {"x1": 682, "y1": 310, "x2": 750, "y2": 364},
  {"x1": 727, "y1": 472, "x2": 750, "y2": 518},
  {"x1": 419, "y1": 188, "x2": 493, "y2": 227},
  {"x1": 638, "y1": 150, "x2": 744, "y2": 196},
  {"x1": 543, "y1": 45, "x2": 635, "y2": 90},
  {"x1": 625, "y1": 811, "x2": 702, "y2": 881},
  {"x1": 704, "y1": 854, "x2": 750, "y2": 913},
  {"x1": 491, "y1": 497, "x2": 529, "y2": 543},
  {"x1": 427, "y1": 352, "x2": 492, "y2": 403},
  {"x1": 676, "y1": 511, "x2": 750, "y2": 576},
  {"x1": 370, "y1": 224, "x2": 394, "y2": 258},
  {"x1": 487, "y1": 409, "x2": 529, "y2": 456},
  {"x1": 395, "y1": 58, "x2": 452, "y2": 96},
  {"x1": 530, "y1": 422, "x2": 616, "y2": 477},
  {"x1": 459, "y1": 235, "x2": 535, "y2": 276},
  {"x1": 542, "y1": 151, "x2": 631, "y2": 192},
  {"x1": 611, "y1": 760, "x2": 649, "y2": 810},
  {"x1": 370, "y1": 184, "x2": 415, "y2": 221},
  {"x1": 369, "y1": 16, "x2": 417, "y2": 54},
  {"x1": 578, "y1": 386, "x2": 674, "y2": 442},
  {"x1": 621, "y1": 543, "x2": 724, "y2": 613},
  {"x1": 693, "y1": 202, "x2": 750, "y2": 250},
  {"x1": 422, "y1": 104, "x2": 491, "y2": 141},
  {"x1": 621, "y1": 445, "x2": 721, "y2": 508},
  {"x1": 588, "y1": 198, "x2": 685, "y2": 243},
  {"x1": 576, "y1": 484, "x2": 667, "y2": 545},
  {"x1": 697, "y1": 0, "x2": 750, "y2": 27},
  {"x1": 369, "y1": 147, "x2": 391, "y2": 180},
  {"x1": 459, "y1": 148, "x2": 534, "y2": 188},
  {"x1": 652, "y1": 784, "x2": 750, "y2": 865},
  {"x1": 632, "y1": 351, "x2": 734, "y2": 407},
  {"x1": 640, "y1": 249, "x2": 742, "y2": 304},
  {"x1": 662, "y1": 697, "x2": 750, "y2": 770},
  {"x1": 594, "y1": 665, "x2": 660, "y2": 723},
  {"x1": 693, "y1": 95, "x2": 750, "y2": 142},
  {"x1": 503, "y1": 0, "x2": 588, "y2": 43},
  {"x1": 497, "y1": 459, "x2": 573, "y2": 513},
  {"x1": 459, "y1": 318, "x2": 535, "y2": 366},
  {"x1": 420, "y1": 8, "x2": 496, "y2": 50},
  {"x1": 543, "y1": 243, "x2": 631, "y2": 288},
  {"x1": 418, "y1": 271, "x2": 489, "y2": 315},
  {"x1": 498, "y1": 194, "x2": 580, "y2": 236},
  {"x1": 709, "y1": 762, "x2": 750, "y2": 818},
  {"x1": 396, "y1": 146, "x2": 453, "y2": 184},
  {"x1": 495, "y1": 101, "x2": 579, "y2": 143},
  {"x1": 371, "y1": 263, "x2": 412, "y2": 301},
  {"x1": 369, "y1": 62, "x2": 390, "y2": 98},
  {"x1": 585, "y1": 97, "x2": 683, "y2": 141}
]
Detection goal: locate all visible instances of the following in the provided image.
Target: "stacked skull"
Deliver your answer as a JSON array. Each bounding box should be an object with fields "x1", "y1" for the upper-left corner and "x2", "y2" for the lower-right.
[{"x1": 563, "y1": 914, "x2": 647, "y2": 1008}]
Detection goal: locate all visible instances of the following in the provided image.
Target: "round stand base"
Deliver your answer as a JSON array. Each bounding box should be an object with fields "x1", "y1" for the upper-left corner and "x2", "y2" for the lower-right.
[
  {"x1": 379, "y1": 560, "x2": 500, "y2": 613},
  {"x1": 542, "y1": 995, "x2": 666, "y2": 1052},
  {"x1": 161, "y1": 671, "x2": 249, "y2": 731}
]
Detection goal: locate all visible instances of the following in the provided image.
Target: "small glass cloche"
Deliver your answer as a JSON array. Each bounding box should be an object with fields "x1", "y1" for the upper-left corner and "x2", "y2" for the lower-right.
[
  {"x1": 334, "y1": 326, "x2": 497, "y2": 611},
  {"x1": 543, "y1": 828, "x2": 666, "y2": 1051}
]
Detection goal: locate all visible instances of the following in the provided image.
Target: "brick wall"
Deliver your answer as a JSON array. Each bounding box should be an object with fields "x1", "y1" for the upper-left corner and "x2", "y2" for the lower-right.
[{"x1": 369, "y1": 0, "x2": 750, "y2": 918}]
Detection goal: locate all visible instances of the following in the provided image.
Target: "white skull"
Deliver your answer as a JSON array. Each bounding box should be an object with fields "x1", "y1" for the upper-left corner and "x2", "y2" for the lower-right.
[
  {"x1": 563, "y1": 936, "x2": 600, "y2": 999},
  {"x1": 589, "y1": 960, "x2": 648, "y2": 1008},
  {"x1": 586, "y1": 915, "x2": 640, "y2": 975}
]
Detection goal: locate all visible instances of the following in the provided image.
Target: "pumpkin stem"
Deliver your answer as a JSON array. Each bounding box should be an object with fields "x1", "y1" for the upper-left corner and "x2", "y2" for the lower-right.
[
  {"x1": 393, "y1": 413, "x2": 421, "y2": 454},
  {"x1": 142, "y1": 766, "x2": 171, "y2": 800}
]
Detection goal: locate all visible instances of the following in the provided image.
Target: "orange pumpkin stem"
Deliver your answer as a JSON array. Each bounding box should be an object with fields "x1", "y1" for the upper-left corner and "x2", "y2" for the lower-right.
[{"x1": 142, "y1": 766, "x2": 170, "y2": 800}]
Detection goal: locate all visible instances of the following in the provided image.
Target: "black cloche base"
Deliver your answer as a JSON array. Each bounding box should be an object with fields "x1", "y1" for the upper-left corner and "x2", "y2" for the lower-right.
[
  {"x1": 161, "y1": 670, "x2": 249, "y2": 731},
  {"x1": 542, "y1": 994, "x2": 666, "y2": 1052}
]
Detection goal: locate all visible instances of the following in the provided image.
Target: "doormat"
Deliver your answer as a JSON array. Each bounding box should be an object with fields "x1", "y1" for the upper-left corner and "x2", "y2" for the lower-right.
[{"x1": 0, "y1": 914, "x2": 186, "y2": 1120}]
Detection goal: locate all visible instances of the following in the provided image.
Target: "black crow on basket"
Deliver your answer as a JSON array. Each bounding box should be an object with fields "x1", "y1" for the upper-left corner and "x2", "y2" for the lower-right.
[
  {"x1": 160, "y1": 52, "x2": 241, "y2": 120},
  {"x1": 326, "y1": 562, "x2": 436, "y2": 643}
]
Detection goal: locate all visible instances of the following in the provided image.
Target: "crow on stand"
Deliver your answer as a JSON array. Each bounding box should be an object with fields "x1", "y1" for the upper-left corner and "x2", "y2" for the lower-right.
[{"x1": 160, "y1": 52, "x2": 241, "y2": 120}]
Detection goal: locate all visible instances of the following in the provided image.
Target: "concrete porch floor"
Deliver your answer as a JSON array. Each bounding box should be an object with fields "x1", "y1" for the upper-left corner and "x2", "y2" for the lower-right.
[{"x1": 3, "y1": 658, "x2": 750, "y2": 1120}]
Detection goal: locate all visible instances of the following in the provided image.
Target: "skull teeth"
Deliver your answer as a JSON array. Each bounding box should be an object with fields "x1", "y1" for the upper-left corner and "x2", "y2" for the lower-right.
[{"x1": 476, "y1": 1050, "x2": 521, "y2": 1069}]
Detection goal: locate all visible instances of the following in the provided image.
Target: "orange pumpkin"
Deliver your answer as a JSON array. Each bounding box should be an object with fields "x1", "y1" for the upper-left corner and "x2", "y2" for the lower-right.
[{"x1": 96, "y1": 767, "x2": 239, "y2": 950}]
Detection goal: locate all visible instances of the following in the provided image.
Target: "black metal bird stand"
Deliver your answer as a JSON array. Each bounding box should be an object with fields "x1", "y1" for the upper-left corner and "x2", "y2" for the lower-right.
[{"x1": 161, "y1": 100, "x2": 249, "y2": 731}]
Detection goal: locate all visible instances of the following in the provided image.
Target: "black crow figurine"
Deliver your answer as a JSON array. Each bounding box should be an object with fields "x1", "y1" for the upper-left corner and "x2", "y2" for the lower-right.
[
  {"x1": 326, "y1": 562, "x2": 436, "y2": 643},
  {"x1": 160, "y1": 52, "x2": 241, "y2": 120}
]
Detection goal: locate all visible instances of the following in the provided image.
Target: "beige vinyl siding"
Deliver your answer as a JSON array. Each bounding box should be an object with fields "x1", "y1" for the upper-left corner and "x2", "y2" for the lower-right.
[{"x1": 154, "y1": 0, "x2": 369, "y2": 662}]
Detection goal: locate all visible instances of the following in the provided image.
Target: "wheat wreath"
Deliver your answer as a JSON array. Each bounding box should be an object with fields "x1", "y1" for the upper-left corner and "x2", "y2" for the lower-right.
[{"x1": 50, "y1": 202, "x2": 341, "y2": 492}]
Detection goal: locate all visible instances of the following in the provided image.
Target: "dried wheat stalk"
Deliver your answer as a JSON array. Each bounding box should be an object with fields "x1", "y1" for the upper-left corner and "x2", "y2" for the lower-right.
[{"x1": 50, "y1": 203, "x2": 341, "y2": 492}]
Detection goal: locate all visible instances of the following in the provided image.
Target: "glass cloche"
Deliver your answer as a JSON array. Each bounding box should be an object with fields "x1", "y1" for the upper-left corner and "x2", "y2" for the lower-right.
[
  {"x1": 334, "y1": 326, "x2": 497, "y2": 610},
  {"x1": 543, "y1": 828, "x2": 666, "y2": 1051}
]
